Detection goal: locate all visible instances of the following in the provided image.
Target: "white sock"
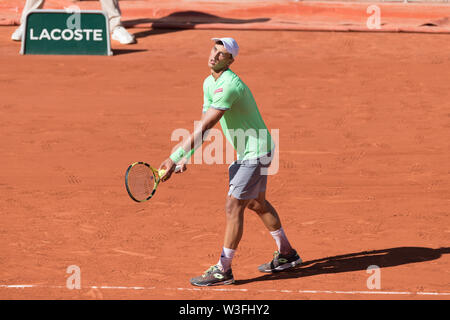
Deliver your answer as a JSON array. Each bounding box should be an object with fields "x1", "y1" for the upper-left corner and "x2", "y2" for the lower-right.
[
  {"x1": 217, "y1": 247, "x2": 235, "y2": 272},
  {"x1": 270, "y1": 227, "x2": 293, "y2": 255}
]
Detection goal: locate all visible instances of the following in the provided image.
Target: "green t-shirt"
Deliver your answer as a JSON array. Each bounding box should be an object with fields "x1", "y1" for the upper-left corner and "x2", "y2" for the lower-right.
[{"x1": 203, "y1": 69, "x2": 274, "y2": 161}]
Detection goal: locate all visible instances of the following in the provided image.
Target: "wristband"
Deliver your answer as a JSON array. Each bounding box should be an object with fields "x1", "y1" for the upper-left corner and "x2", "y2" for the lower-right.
[
  {"x1": 184, "y1": 148, "x2": 195, "y2": 160},
  {"x1": 170, "y1": 147, "x2": 187, "y2": 163}
]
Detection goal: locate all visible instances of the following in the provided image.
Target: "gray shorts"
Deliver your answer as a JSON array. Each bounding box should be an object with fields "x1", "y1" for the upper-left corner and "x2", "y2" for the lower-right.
[{"x1": 228, "y1": 152, "x2": 273, "y2": 200}]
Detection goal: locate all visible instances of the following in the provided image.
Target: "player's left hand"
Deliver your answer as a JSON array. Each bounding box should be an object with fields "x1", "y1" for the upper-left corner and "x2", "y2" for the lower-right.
[{"x1": 175, "y1": 158, "x2": 188, "y2": 174}]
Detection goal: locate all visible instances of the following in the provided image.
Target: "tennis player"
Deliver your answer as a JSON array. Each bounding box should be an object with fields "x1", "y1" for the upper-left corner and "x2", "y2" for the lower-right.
[{"x1": 159, "y1": 37, "x2": 302, "y2": 286}]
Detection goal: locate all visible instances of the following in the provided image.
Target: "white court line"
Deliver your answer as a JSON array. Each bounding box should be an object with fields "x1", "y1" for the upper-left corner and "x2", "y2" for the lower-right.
[
  {"x1": 91, "y1": 285, "x2": 155, "y2": 290},
  {"x1": 1, "y1": 284, "x2": 450, "y2": 296},
  {"x1": 1, "y1": 285, "x2": 37, "y2": 288}
]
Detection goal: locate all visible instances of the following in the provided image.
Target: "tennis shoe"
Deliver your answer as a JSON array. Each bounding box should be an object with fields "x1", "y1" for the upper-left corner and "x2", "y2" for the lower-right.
[
  {"x1": 258, "y1": 250, "x2": 302, "y2": 273},
  {"x1": 190, "y1": 265, "x2": 234, "y2": 287},
  {"x1": 111, "y1": 26, "x2": 136, "y2": 44},
  {"x1": 11, "y1": 26, "x2": 24, "y2": 41}
]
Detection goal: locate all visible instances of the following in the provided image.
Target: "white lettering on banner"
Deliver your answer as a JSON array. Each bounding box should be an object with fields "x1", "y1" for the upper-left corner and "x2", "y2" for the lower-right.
[
  {"x1": 30, "y1": 28, "x2": 38, "y2": 40},
  {"x1": 74, "y1": 29, "x2": 83, "y2": 41},
  {"x1": 93, "y1": 29, "x2": 103, "y2": 41},
  {"x1": 61, "y1": 29, "x2": 74, "y2": 41},
  {"x1": 29, "y1": 28, "x2": 104, "y2": 41},
  {"x1": 50, "y1": 28, "x2": 61, "y2": 40},
  {"x1": 39, "y1": 28, "x2": 51, "y2": 40},
  {"x1": 84, "y1": 29, "x2": 92, "y2": 41}
]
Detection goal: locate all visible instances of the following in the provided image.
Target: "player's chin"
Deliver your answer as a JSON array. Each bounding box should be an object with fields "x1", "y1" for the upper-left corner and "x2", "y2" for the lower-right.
[{"x1": 211, "y1": 65, "x2": 226, "y2": 72}]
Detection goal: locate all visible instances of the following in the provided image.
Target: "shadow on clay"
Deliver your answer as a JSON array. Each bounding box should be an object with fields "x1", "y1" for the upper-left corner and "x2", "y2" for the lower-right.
[{"x1": 234, "y1": 246, "x2": 450, "y2": 285}]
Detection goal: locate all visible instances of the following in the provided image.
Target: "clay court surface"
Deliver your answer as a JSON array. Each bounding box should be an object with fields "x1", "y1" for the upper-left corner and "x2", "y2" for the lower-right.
[{"x1": 0, "y1": 26, "x2": 449, "y2": 300}]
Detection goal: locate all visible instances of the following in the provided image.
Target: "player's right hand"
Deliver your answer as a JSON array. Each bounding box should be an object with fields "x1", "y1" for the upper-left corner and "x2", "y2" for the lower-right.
[{"x1": 158, "y1": 158, "x2": 176, "y2": 182}]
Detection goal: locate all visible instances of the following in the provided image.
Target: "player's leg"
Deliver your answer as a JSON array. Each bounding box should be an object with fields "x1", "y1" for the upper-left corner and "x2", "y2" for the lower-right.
[
  {"x1": 12, "y1": 0, "x2": 45, "y2": 41},
  {"x1": 223, "y1": 195, "x2": 249, "y2": 250},
  {"x1": 247, "y1": 191, "x2": 281, "y2": 232},
  {"x1": 248, "y1": 191, "x2": 303, "y2": 272},
  {"x1": 100, "y1": 0, "x2": 136, "y2": 44},
  {"x1": 189, "y1": 195, "x2": 248, "y2": 287},
  {"x1": 190, "y1": 160, "x2": 255, "y2": 287}
]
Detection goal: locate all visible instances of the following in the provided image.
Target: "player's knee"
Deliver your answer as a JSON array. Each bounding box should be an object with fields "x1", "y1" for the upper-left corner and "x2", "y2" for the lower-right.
[
  {"x1": 247, "y1": 199, "x2": 268, "y2": 215},
  {"x1": 226, "y1": 197, "x2": 245, "y2": 218}
]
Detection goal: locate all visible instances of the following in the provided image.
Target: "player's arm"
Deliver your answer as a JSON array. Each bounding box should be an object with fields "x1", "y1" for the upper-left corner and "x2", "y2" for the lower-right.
[
  {"x1": 173, "y1": 110, "x2": 209, "y2": 172},
  {"x1": 159, "y1": 107, "x2": 226, "y2": 181}
]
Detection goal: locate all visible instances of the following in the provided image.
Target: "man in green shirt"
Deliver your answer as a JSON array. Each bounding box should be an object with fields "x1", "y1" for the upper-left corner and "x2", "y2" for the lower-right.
[{"x1": 159, "y1": 37, "x2": 301, "y2": 286}]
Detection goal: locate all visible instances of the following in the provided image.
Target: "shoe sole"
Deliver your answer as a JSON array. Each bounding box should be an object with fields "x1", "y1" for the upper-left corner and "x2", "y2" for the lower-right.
[
  {"x1": 191, "y1": 278, "x2": 235, "y2": 287},
  {"x1": 258, "y1": 257, "x2": 303, "y2": 273},
  {"x1": 11, "y1": 28, "x2": 23, "y2": 41},
  {"x1": 111, "y1": 35, "x2": 136, "y2": 45},
  {"x1": 11, "y1": 35, "x2": 22, "y2": 41}
]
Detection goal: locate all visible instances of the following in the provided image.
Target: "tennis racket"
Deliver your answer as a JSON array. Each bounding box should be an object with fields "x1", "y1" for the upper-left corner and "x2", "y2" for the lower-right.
[{"x1": 125, "y1": 162, "x2": 181, "y2": 202}]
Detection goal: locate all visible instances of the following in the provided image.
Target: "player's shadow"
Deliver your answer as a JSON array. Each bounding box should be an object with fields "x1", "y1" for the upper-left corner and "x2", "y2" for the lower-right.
[
  {"x1": 122, "y1": 11, "x2": 271, "y2": 39},
  {"x1": 234, "y1": 247, "x2": 450, "y2": 285}
]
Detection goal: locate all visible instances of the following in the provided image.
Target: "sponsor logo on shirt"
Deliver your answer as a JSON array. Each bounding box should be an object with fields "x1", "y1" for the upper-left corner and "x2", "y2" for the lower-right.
[{"x1": 214, "y1": 88, "x2": 223, "y2": 94}]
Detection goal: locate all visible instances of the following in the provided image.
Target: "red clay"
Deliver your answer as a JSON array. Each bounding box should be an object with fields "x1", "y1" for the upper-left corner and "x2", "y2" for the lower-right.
[
  {"x1": 0, "y1": 26, "x2": 449, "y2": 299},
  {"x1": 1, "y1": 0, "x2": 450, "y2": 33}
]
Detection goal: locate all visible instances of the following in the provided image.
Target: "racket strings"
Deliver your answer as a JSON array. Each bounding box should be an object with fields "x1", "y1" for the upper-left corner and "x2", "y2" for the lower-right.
[{"x1": 126, "y1": 164, "x2": 155, "y2": 201}]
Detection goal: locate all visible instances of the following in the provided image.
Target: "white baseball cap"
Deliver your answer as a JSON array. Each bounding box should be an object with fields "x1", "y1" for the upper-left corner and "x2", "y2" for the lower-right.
[{"x1": 211, "y1": 37, "x2": 239, "y2": 58}]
